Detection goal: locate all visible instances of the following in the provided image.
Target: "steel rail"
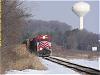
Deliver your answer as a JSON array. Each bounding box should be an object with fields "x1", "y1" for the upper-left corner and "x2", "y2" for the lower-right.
[{"x1": 44, "y1": 56, "x2": 100, "y2": 75}]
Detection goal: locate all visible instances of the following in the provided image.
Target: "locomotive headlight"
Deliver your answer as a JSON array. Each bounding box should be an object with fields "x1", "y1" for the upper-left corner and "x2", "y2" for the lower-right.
[
  {"x1": 40, "y1": 47, "x2": 43, "y2": 50},
  {"x1": 43, "y1": 36, "x2": 46, "y2": 39}
]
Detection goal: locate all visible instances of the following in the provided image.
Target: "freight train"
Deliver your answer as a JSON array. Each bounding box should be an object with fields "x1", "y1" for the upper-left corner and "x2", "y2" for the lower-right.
[{"x1": 26, "y1": 35, "x2": 52, "y2": 57}]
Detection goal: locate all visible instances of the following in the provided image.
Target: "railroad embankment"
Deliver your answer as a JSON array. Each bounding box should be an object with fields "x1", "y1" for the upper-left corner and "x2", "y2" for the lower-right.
[{"x1": 0, "y1": 44, "x2": 46, "y2": 74}]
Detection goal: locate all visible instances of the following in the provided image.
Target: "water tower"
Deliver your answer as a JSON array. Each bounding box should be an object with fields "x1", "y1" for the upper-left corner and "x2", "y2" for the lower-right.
[{"x1": 72, "y1": 1, "x2": 90, "y2": 30}]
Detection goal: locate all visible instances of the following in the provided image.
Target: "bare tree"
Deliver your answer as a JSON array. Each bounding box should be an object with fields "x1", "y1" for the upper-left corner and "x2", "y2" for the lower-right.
[{"x1": 2, "y1": 0, "x2": 31, "y2": 47}]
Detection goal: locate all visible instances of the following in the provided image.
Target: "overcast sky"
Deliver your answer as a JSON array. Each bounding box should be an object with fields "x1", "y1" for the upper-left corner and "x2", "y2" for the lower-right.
[{"x1": 23, "y1": 0, "x2": 99, "y2": 34}]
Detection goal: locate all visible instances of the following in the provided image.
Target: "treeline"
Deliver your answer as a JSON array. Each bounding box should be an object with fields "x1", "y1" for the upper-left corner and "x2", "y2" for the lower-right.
[
  {"x1": 23, "y1": 20, "x2": 100, "y2": 51},
  {"x1": 63, "y1": 29, "x2": 99, "y2": 51},
  {"x1": 49, "y1": 29, "x2": 99, "y2": 51}
]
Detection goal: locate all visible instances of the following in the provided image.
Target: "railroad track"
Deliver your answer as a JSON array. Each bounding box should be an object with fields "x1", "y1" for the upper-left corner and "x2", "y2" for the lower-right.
[{"x1": 44, "y1": 56, "x2": 100, "y2": 75}]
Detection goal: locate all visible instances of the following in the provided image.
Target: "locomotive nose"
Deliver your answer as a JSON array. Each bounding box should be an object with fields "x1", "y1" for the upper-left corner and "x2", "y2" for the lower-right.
[
  {"x1": 43, "y1": 48, "x2": 50, "y2": 51},
  {"x1": 43, "y1": 48, "x2": 51, "y2": 54},
  {"x1": 38, "y1": 48, "x2": 51, "y2": 57}
]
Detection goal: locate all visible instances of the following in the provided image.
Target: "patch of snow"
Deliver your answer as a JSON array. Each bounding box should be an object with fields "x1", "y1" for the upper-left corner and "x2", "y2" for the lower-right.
[
  {"x1": 40, "y1": 58, "x2": 80, "y2": 74},
  {"x1": 51, "y1": 56, "x2": 100, "y2": 70},
  {"x1": 6, "y1": 58, "x2": 80, "y2": 74},
  {"x1": 99, "y1": 57, "x2": 100, "y2": 70},
  {"x1": 68, "y1": 59, "x2": 99, "y2": 70}
]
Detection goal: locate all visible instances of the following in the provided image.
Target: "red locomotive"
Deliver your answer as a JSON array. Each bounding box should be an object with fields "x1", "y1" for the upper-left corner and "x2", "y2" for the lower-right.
[{"x1": 28, "y1": 35, "x2": 52, "y2": 57}]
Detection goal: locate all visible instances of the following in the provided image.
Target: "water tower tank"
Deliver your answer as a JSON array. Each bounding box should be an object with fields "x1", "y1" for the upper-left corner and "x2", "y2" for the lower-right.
[{"x1": 72, "y1": 2, "x2": 90, "y2": 30}]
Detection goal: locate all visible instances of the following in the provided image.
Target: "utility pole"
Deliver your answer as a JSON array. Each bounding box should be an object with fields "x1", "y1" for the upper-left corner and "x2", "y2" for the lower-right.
[{"x1": 0, "y1": 0, "x2": 1, "y2": 47}]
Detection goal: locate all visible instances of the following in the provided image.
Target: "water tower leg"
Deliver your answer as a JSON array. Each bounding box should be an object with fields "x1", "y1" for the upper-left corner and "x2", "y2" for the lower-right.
[{"x1": 80, "y1": 16, "x2": 83, "y2": 30}]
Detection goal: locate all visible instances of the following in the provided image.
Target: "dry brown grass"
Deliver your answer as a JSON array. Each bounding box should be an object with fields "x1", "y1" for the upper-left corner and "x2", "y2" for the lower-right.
[
  {"x1": 52, "y1": 44, "x2": 100, "y2": 59},
  {"x1": 0, "y1": 44, "x2": 46, "y2": 74}
]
